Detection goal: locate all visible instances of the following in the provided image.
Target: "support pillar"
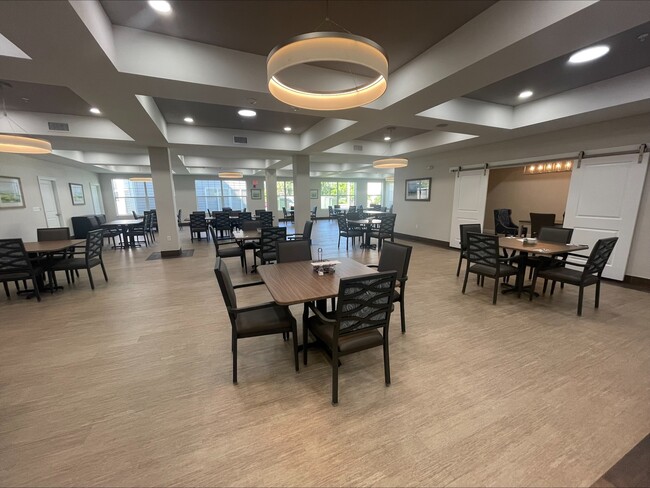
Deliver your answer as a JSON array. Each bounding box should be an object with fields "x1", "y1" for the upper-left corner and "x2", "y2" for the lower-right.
[
  {"x1": 148, "y1": 146, "x2": 181, "y2": 256},
  {"x1": 265, "y1": 168, "x2": 278, "y2": 215},
  {"x1": 292, "y1": 155, "x2": 310, "y2": 228}
]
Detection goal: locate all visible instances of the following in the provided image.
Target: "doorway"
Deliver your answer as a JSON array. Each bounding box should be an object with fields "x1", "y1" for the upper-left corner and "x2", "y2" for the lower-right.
[
  {"x1": 90, "y1": 183, "x2": 103, "y2": 214},
  {"x1": 38, "y1": 177, "x2": 63, "y2": 228}
]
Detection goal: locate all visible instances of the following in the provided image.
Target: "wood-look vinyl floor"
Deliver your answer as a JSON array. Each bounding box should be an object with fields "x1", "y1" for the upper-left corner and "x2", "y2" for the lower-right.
[{"x1": 1, "y1": 220, "x2": 649, "y2": 487}]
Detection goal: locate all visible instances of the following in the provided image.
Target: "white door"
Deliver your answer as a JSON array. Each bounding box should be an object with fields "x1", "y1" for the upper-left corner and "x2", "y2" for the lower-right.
[
  {"x1": 564, "y1": 152, "x2": 648, "y2": 280},
  {"x1": 38, "y1": 178, "x2": 62, "y2": 228},
  {"x1": 90, "y1": 183, "x2": 103, "y2": 214},
  {"x1": 449, "y1": 168, "x2": 489, "y2": 249}
]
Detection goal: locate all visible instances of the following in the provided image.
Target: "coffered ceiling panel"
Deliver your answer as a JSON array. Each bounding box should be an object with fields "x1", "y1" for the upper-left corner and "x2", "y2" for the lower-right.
[{"x1": 0, "y1": 80, "x2": 93, "y2": 116}]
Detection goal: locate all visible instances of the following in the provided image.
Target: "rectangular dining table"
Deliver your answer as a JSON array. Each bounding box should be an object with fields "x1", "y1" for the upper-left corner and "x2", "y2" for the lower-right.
[
  {"x1": 498, "y1": 237, "x2": 589, "y2": 296},
  {"x1": 23, "y1": 239, "x2": 86, "y2": 292},
  {"x1": 347, "y1": 218, "x2": 381, "y2": 249},
  {"x1": 101, "y1": 219, "x2": 142, "y2": 249}
]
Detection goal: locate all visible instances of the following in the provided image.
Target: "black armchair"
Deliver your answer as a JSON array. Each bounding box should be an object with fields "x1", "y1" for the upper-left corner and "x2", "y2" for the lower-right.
[
  {"x1": 50, "y1": 229, "x2": 108, "y2": 290},
  {"x1": 494, "y1": 209, "x2": 519, "y2": 236},
  {"x1": 0, "y1": 239, "x2": 43, "y2": 302},
  {"x1": 253, "y1": 226, "x2": 286, "y2": 268},
  {"x1": 456, "y1": 223, "x2": 482, "y2": 277},
  {"x1": 209, "y1": 226, "x2": 247, "y2": 273}
]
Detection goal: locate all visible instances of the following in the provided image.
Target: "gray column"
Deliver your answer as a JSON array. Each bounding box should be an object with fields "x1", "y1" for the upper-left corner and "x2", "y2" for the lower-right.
[
  {"x1": 265, "y1": 169, "x2": 278, "y2": 215},
  {"x1": 292, "y1": 155, "x2": 310, "y2": 228},
  {"x1": 148, "y1": 147, "x2": 181, "y2": 255}
]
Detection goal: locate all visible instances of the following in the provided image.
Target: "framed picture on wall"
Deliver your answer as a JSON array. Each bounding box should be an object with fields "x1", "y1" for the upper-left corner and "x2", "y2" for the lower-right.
[
  {"x1": 405, "y1": 177, "x2": 431, "y2": 201},
  {"x1": 69, "y1": 183, "x2": 85, "y2": 205},
  {"x1": 0, "y1": 175, "x2": 25, "y2": 209},
  {"x1": 250, "y1": 188, "x2": 262, "y2": 200},
  {"x1": 310, "y1": 189, "x2": 318, "y2": 199}
]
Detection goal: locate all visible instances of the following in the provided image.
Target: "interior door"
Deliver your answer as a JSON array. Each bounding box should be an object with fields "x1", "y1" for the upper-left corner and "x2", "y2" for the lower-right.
[
  {"x1": 38, "y1": 178, "x2": 62, "y2": 228},
  {"x1": 90, "y1": 183, "x2": 103, "y2": 214},
  {"x1": 564, "y1": 152, "x2": 648, "y2": 280},
  {"x1": 449, "y1": 168, "x2": 489, "y2": 249}
]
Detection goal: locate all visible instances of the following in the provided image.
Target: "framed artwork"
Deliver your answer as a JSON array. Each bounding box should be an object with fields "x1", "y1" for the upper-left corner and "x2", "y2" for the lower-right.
[
  {"x1": 0, "y1": 176, "x2": 25, "y2": 209},
  {"x1": 250, "y1": 188, "x2": 262, "y2": 200},
  {"x1": 69, "y1": 183, "x2": 85, "y2": 205},
  {"x1": 310, "y1": 189, "x2": 318, "y2": 199},
  {"x1": 405, "y1": 177, "x2": 431, "y2": 201}
]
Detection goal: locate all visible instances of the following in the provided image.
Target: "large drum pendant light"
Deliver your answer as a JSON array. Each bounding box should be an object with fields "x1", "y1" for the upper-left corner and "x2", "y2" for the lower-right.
[{"x1": 267, "y1": 32, "x2": 388, "y2": 111}]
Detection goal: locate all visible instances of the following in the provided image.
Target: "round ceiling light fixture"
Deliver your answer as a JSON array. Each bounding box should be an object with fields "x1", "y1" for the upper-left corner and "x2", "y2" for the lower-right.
[
  {"x1": 218, "y1": 171, "x2": 244, "y2": 179},
  {"x1": 148, "y1": 0, "x2": 172, "y2": 14},
  {"x1": 0, "y1": 134, "x2": 52, "y2": 154},
  {"x1": 267, "y1": 32, "x2": 388, "y2": 111},
  {"x1": 518, "y1": 90, "x2": 533, "y2": 99},
  {"x1": 238, "y1": 109, "x2": 257, "y2": 117},
  {"x1": 183, "y1": 116, "x2": 194, "y2": 123},
  {"x1": 568, "y1": 45, "x2": 609, "y2": 64},
  {"x1": 373, "y1": 158, "x2": 408, "y2": 169},
  {"x1": 89, "y1": 107, "x2": 101, "y2": 114},
  {"x1": 283, "y1": 126, "x2": 292, "y2": 132}
]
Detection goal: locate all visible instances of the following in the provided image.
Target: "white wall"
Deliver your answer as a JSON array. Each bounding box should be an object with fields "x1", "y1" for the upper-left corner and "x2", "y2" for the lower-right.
[{"x1": 0, "y1": 154, "x2": 100, "y2": 241}]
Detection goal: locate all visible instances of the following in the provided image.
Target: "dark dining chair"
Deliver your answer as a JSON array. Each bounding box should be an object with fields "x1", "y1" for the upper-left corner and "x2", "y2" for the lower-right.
[
  {"x1": 209, "y1": 226, "x2": 247, "y2": 272},
  {"x1": 276, "y1": 240, "x2": 312, "y2": 263},
  {"x1": 368, "y1": 241, "x2": 413, "y2": 333},
  {"x1": 0, "y1": 239, "x2": 43, "y2": 302},
  {"x1": 258, "y1": 211, "x2": 274, "y2": 228},
  {"x1": 36, "y1": 227, "x2": 78, "y2": 284},
  {"x1": 253, "y1": 226, "x2": 286, "y2": 267},
  {"x1": 50, "y1": 229, "x2": 108, "y2": 290},
  {"x1": 287, "y1": 221, "x2": 313, "y2": 244},
  {"x1": 456, "y1": 223, "x2": 482, "y2": 277},
  {"x1": 212, "y1": 212, "x2": 231, "y2": 238},
  {"x1": 304, "y1": 270, "x2": 397, "y2": 405},
  {"x1": 530, "y1": 213, "x2": 556, "y2": 238},
  {"x1": 214, "y1": 257, "x2": 298, "y2": 383},
  {"x1": 526, "y1": 226, "x2": 574, "y2": 279},
  {"x1": 310, "y1": 206, "x2": 318, "y2": 222},
  {"x1": 189, "y1": 212, "x2": 209, "y2": 242},
  {"x1": 336, "y1": 214, "x2": 363, "y2": 250},
  {"x1": 128, "y1": 211, "x2": 150, "y2": 247},
  {"x1": 462, "y1": 233, "x2": 519, "y2": 304},
  {"x1": 370, "y1": 213, "x2": 396, "y2": 250},
  {"x1": 530, "y1": 237, "x2": 618, "y2": 316},
  {"x1": 494, "y1": 209, "x2": 519, "y2": 236}
]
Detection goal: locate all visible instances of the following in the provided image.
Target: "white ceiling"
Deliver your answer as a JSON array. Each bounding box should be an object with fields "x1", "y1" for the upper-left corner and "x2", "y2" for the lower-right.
[{"x1": 0, "y1": 0, "x2": 649, "y2": 178}]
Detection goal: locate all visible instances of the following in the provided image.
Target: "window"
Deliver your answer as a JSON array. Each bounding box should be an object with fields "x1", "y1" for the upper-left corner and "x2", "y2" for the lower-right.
[
  {"x1": 367, "y1": 182, "x2": 383, "y2": 206},
  {"x1": 195, "y1": 180, "x2": 246, "y2": 211},
  {"x1": 277, "y1": 180, "x2": 294, "y2": 211},
  {"x1": 111, "y1": 179, "x2": 155, "y2": 216},
  {"x1": 320, "y1": 181, "x2": 356, "y2": 208}
]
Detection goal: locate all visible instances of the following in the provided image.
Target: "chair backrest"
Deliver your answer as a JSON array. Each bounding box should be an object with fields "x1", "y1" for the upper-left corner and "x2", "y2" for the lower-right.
[
  {"x1": 328, "y1": 206, "x2": 335, "y2": 216},
  {"x1": 241, "y1": 220, "x2": 259, "y2": 231},
  {"x1": 239, "y1": 211, "x2": 252, "y2": 221},
  {"x1": 213, "y1": 212, "x2": 230, "y2": 230},
  {"x1": 347, "y1": 211, "x2": 361, "y2": 221},
  {"x1": 334, "y1": 271, "x2": 397, "y2": 339},
  {"x1": 177, "y1": 209, "x2": 182, "y2": 223},
  {"x1": 214, "y1": 257, "x2": 238, "y2": 316},
  {"x1": 150, "y1": 209, "x2": 157, "y2": 228},
  {"x1": 459, "y1": 223, "x2": 482, "y2": 251},
  {"x1": 337, "y1": 214, "x2": 348, "y2": 231},
  {"x1": 255, "y1": 209, "x2": 264, "y2": 216},
  {"x1": 466, "y1": 233, "x2": 501, "y2": 268},
  {"x1": 377, "y1": 242, "x2": 412, "y2": 281},
  {"x1": 310, "y1": 206, "x2": 317, "y2": 219},
  {"x1": 190, "y1": 213, "x2": 207, "y2": 229},
  {"x1": 494, "y1": 208, "x2": 518, "y2": 235},
  {"x1": 259, "y1": 211, "x2": 273, "y2": 228},
  {"x1": 530, "y1": 213, "x2": 556, "y2": 237},
  {"x1": 583, "y1": 237, "x2": 618, "y2": 277},
  {"x1": 0, "y1": 239, "x2": 34, "y2": 275},
  {"x1": 302, "y1": 220, "x2": 313, "y2": 241},
  {"x1": 85, "y1": 229, "x2": 104, "y2": 262},
  {"x1": 537, "y1": 226, "x2": 573, "y2": 243},
  {"x1": 282, "y1": 207, "x2": 289, "y2": 218},
  {"x1": 348, "y1": 205, "x2": 356, "y2": 213},
  {"x1": 132, "y1": 210, "x2": 138, "y2": 219},
  {"x1": 37, "y1": 227, "x2": 71, "y2": 241},
  {"x1": 259, "y1": 226, "x2": 286, "y2": 254},
  {"x1": 222, "y1": 207, "x2": 233, "y2": 213},
  {"x1": 378, "y1": 213, "x2": 396, "y2": 235},
  {"x1": 276, "y1": 240, "x2": 312, "y2": 263},
  {"x1": 96, "y1": 214, "x2": 107, "y2": 225}
]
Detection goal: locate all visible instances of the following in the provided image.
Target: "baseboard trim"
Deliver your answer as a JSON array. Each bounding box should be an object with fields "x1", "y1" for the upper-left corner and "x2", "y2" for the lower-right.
[
  {"x1": 161, "y1": 249, "x2": 183, "y2": 258},
  {"x1": 393, "y1": 233, "x2": 450, "y2": 249},
  {"x1": 617, "y1": 275, "x2": 650, "y2": 292}
]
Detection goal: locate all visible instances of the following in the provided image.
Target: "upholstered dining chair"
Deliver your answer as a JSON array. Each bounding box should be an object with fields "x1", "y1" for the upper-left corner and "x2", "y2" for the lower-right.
[
  {"x1": 530, "y1": 213, "x2": 556, "y2": 238},
  {"x1": 336, "y1": 214, "x2": 363, "y2": 250},
  {"x1": 530, "y1": 237, "x2": 618, "y2": 316},
  {"x1": 0, "y1": 239, "x2": 43, "y2": 302},
  {"x1": 209, "y1": 226, "x2": 247, "y2": 272},
  {"x1": 370, "y1": 213, "x2": 396, "y2": 250},
  {"x1": 212, "y1": 212, "x2": 231, "y2": 238},
  {"x1": 258, "y1": 211, "x2": 274, "y2": 228},
  {"x1": 286, "y1": 221, "x2": 313, "y2": 244},
  {"x1": 253, "y1": 226, "x2": 286, "y2": 268},
  {"x1": 50, "y1": 229, "x2": 108, "y2": 290},
  {"x1": 456, "y1": 223, "x2": 482, "y2": 277},
  {"x1": 462, "y1": 233, "x2": 519, "y2": 304},
  {"x1": 494, "y1": 209, "x2": 519, "y2": 236},
  {"x1": 276, "y1": 240, "x2": 312, "y2": 263},
  {"x1": 304, "y1": 270, "x2": 397, "y2": 405},
  {"x1": 526, "y1": 226, "x2": 574, "y2": 279},
  {"x1": 214, "y1": 257, "x2": 298, "y2": 383},
  {"x1": 368, "y1": 242, "x2": 413, "y2": 334},
  {"x1": 189, "y1": 212, "x2": 209, "y2": 242}
]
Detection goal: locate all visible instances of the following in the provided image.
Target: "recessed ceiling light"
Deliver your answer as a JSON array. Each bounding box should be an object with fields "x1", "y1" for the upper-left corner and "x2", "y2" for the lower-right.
[
  {"x1": 383, "y1": 135, "x2": 391, "y2": 141},
  {"x1": 518, "y1": 90, "x2": 533, "y2": 99},
  {"x1": 148, "y1": 0, "x2": 172, "y2": 14},
  {"x1": 283, "y1": 126, "x2": 292, "y2": 132},
  {"x1": 238, "y1": 109, "x2": 257, "y2": 117},
  {"x1": 89, "y1": 107, "x2": 101, "y2": 114},
  {"x1": 183, "y1": 116, "x2": 194, "y2": 123},
  {"x1": 568, "y1": 45, "x2": 609, "y2": 64}
]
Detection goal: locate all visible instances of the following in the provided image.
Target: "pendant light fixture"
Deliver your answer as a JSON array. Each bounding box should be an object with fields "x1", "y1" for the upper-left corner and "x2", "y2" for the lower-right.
[
  {"x1": 218, "y1": 172, "x2": 244, "y2": 179},
  {"x1": 0, "y1": 82, "x2": 52, "y2": 154},
  {"x1": 267, "y1": 3, "x2": 388, "y2": 111},
  {"x1": 373, "y1": 127, "x2": 408, "y2": 169}
]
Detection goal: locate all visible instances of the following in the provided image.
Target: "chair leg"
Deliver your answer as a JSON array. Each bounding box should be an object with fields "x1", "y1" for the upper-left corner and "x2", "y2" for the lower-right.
[
  {"x1": 303, "y1": 304, "x2": 309, "y2": 366},
  {"x1": 232, "y1": 331, "x2": 238, "y2": 384},
  {"x1": 456, "y1": 253, "x2": 463, "y2": 277},
  {"x1": 399, "y1": 300, "x2": 406, "y2": 334},
  {"x1": 3, "y1": 281, "x2": 10, "y2": 298},
  {"x1": 86, "y1": 269, "x2": 95, "y2": 290},
  {"x1": 338, "y1": 235, "x2": 341, "y2": 248},
  {"x1": 32, "y1": 276, "x2": 41, "y2": 302},
  {"x1": 346, "y1": 237, "x2": 349, "y2": 250},
  {"x1": 331, "y1": 348, "x2": 339, "y2": 405},
  {"x1": 577, "y1": 285, "x2": 584, "y2": 316},
  {"x1": 530, "y1": 270, "x2": 539, "y2": 301},
  {"x1": 550, "y1": 281, "x2": 557, "y2": 295},
  {"x1": 383, "y1": 335, "x2": 391, "y2": 386},
  {"x1": 100, "y1": 261, "x2": 108, "y2": 282},
  {"x1": 595, "y1": 280, "x2": 601, "y2": 308},
  {"x1": 462, "y1": 268, "x2": 470, "y2": 294},
  {"x1": 492, "y1": 277, "x2": 499, "y2": 304},
  {"x1": 542, "y1": 279, "x2": 548, "y2": 294},
  {"x1": 292, "y1": 324, "x2": 299, "y2": 372}
]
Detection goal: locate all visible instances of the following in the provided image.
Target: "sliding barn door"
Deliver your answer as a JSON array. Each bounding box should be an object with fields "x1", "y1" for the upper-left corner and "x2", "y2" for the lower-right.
[
  {"x1": 564, "y1": 152, "x2": 648, "y2": 280},
  {"x1": 449, "y1": 168, "x2": 489, "y2": 249}
]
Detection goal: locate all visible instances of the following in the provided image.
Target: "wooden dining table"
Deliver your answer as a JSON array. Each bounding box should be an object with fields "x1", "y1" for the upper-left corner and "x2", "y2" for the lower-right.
[
  {"x1": 347, "y1": 218, "x2": 381, "y2": 249},
  {"x1": 498, "y1": 237, "x2": 589, "y2": 296},
  {"x1": 101, "y1": 219, "x2": 142, "y2": 249},
  {"x1": 23, "y1": 239, "x2": 86, "y2": 292}
]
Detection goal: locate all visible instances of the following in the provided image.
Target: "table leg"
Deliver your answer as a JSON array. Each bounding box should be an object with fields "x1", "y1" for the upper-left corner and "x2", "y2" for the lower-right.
[
  {"x1": 360, "y1": 224, "x2": 376, "y2": 250},
  {"x1": 501, "y1": 251, "x2": 538, "y2": 297}
]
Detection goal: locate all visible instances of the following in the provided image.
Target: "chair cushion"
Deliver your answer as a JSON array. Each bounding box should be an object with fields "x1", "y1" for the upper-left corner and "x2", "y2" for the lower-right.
[
  {"x1": 235, "y1": 305, "x2": 293, "y2": 337},
  {"x1": 308, "y1": 314, "x2": 383, "y2": 354},
  {"x1": 255, "y1": 251, "x2": 277, "y2": 261},
  {"x1": 51, "y1": 258, "x2": 101, "y2": 271},
  {"x1": 469, "y1": 263, "x2": 518, "y2": 277},
  {"x1": 217, "y1": 246, "x2": 243, "y2": 258},
  {"x1": 538, "y1": 267, "x2": 598, "y2": 286}
]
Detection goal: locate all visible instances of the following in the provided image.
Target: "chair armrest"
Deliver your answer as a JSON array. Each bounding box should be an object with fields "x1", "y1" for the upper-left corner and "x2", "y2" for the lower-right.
[
  {"x1": 307, "y1": 302, "x2": 336, "y2": 323},
  {"x1": 566, "y1": 252, "x2": 589, "y2": 259},
  {"x1": 367, "y1": 264, "x2": 378, "y2": 268},
  {"x1": 230, "y1": 301, "x2": 278, "y2": 313},
  {"x1": 232, "y1": 281, "x2": 265, "y2": 289}
]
